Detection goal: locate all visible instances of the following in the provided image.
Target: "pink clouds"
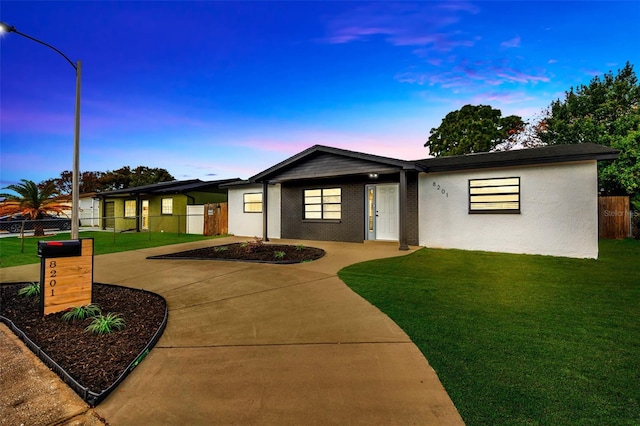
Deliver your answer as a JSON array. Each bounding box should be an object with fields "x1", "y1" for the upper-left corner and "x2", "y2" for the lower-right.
[
  {"x1": 396, "y1": 60, "x2": 550, "y2": 89},
  {"x1": 323, "y1": 2, "x2": 478, "y2": 52}
]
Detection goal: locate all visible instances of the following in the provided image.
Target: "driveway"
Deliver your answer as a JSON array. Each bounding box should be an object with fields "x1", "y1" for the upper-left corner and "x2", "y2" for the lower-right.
[{"x1": 0, "y1": 237, "x2": 463, "y2": 425}]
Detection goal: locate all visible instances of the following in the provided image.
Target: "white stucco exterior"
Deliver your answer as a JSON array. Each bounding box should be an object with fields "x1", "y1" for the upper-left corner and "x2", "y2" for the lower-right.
[
  {"x1": 228, "y1": 184, "x2": 281, "y2": 239},
  {"x1": 419, "y1": 161, "x2": 599, "y2": 259}
]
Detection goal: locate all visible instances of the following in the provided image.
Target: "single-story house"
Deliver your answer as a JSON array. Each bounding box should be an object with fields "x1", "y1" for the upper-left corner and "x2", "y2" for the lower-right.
[
  {"x1": 224, "y1": 143, "x2": 618, "y2": 259},
  {"x1": 97, "y1": 178, "x2": 240, "y2": 233}
]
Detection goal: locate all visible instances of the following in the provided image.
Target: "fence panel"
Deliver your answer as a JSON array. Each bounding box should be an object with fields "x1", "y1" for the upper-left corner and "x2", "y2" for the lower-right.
[
  {"x1": 203, "y1": 203, "x2": 228, "y2": 236},
  {"x1": 598, "y1": 196, "x2": 630, "y2": 239},
  {"x1": 186, "y1": 205, "x2": 205, "y2": 235}
]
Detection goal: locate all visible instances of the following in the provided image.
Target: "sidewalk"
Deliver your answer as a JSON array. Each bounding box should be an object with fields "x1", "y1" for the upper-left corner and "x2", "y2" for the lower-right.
[{"x1": 1, "y1": 237, "x2": 464, "y2": 425}]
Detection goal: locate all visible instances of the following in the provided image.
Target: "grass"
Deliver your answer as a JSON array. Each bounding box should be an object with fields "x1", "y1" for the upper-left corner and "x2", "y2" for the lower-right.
[
  {"x1": 338, "y1": 239, "x2": 640, "y2": 425},
  {"x1": 0, "y1": 231, "x2": 222, "y2": 268}
]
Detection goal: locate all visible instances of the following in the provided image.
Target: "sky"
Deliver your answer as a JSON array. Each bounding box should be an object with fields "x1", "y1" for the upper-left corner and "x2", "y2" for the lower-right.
[{"x1": 1, "y1": 1, "x2": 639, "y2": 189}]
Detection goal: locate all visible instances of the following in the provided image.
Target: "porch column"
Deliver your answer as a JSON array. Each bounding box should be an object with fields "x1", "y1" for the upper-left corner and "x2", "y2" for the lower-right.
[
  {"x1": 136, "y1": 195, "x2": 142, "y2": 232},
  {"x1": 399, "y1": 170, "x2": 409, "y2": 250},
  {"x1": 262, "y1": 182, "x2": 269, "y2": 242},
  {"x1": 100, "y1": 196, "x2": 106, "y2": 230}
]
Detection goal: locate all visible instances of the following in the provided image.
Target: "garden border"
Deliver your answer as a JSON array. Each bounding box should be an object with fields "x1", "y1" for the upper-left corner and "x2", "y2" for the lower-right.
[{"x1": 0, "y1": 282, "x2": 168, "y2": 407}]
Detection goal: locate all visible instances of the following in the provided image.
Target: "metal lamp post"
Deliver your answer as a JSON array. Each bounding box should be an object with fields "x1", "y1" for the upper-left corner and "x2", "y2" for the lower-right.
[{"x1": 1, "y1": 21, "x2": 81, "y2": 239}]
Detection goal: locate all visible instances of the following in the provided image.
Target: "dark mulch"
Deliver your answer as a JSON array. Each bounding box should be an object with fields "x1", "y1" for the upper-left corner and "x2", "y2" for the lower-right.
[
  {"x1": 0, "y1": 283, "x2": 166, "y2": 393},
  {"x1": 148, "y1": 242, "x2": 325, "y2": 263}
]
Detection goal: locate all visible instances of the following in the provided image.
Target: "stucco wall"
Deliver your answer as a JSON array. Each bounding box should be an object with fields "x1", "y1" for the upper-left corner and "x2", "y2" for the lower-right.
[
  {"x1": 419, "y1": 161, "x2": 599, "y2": 259},
  {"x1": 228, "y1": 184, "x2": 281, "y2": 239}
]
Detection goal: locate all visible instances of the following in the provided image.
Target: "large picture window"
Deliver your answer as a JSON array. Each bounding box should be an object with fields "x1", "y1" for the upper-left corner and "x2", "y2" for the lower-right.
[
  {"x1": 469, "y1": 177, "x2": 520, "y2": 213},
  {"x1": 124, "y1": 200, "x2": 137, "y2": 218},
  {"x1": 243, "y1": 193, "x2": 263, "y2": 213},
  {"x1": 304, "y1": 188, "x2": 341, "y2": 220},
  {"x1": 161, "y1": 198, "x2": 173, "y2": 215}
]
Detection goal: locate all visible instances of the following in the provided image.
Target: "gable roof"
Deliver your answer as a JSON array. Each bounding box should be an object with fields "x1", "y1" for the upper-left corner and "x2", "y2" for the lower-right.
[
  {"x1": 417, "y1": 143, "x2": 619, "y2": 172},
  {"x1": 250, "y1": 145, "x2": 421, "y2": 183},
  {"x1": 98, "y1": 178, "x2": 241, "y2": 197}
]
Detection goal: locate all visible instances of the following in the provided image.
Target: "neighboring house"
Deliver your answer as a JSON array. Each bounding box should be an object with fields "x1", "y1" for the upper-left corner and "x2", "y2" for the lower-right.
[
  {"x1": 79, "y1": 193, "x2": 100, "y2": 227},
  {"x1": 97, "y1": 178, "x2": 240, "y2": 233},
  {"x1": 225, "y1": 144, "x2": 618, "y2": 259}
]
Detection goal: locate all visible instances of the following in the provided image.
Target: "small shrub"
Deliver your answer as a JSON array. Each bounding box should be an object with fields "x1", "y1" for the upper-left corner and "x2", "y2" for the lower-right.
[
  {"x1": 240, "y1": 242, "x2": 248, "y2": 248},
  {"x1": 17, "y1": 282, "x2": 40, "y2": 298},
  {"x1": 214, "y1": 246, "x2": 228, "y2": 252},
  {"x1": 61, "y1": 304, "x2": 101, "y2": 322},
  {"x1": 244, "y1": 237, "x2": 264, "y2": 254},
  {"x1": 296, "y1": 244, "x2": 305, "y2": 251},
  {"x1": 274, "y1": 251, "x2": 286, "y2": 259},
  {"x1": 85, "y1": 313, "x2": 125, "y2": 335}
]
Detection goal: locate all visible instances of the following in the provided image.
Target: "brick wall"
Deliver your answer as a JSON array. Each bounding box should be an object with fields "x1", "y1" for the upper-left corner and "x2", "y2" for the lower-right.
[
  {"x1": 280, "y1": 173, "x2": 420, "y2": 245},
  {"x1": 281, "y1": 180, "x2": 365, "y2": 242}
]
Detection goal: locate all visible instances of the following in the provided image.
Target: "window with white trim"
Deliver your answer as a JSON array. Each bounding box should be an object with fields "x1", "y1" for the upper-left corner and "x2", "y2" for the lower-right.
[
  {"x1": 161, "y1": 198, "x2": 173, "y2": 215},
  {"x1": 124, "y1": 200, "x2": 136, "y2": 218},
  {"x1": 304, "y1": 188, "x2": 341, "y2": 220},
  {"x1": 243, "y1": 193, "x2": 263, "y2": 213},
  {"x1": 469, "y1": 177, "x2": 520, "y2": 213}
]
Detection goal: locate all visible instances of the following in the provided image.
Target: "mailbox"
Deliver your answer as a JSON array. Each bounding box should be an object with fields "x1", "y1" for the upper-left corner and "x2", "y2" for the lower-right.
[
  {"x1": 38, "y1": 240, "x2": 82, "y2": 258},
  {"x1": 39, "y1": 238, "x2": 93, "y2": 316}
]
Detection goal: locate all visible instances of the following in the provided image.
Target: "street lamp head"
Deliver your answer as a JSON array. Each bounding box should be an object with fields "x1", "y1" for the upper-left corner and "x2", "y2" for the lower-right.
[{"x1": 0, "y1": 21, "x2": 17, "y2": 33}]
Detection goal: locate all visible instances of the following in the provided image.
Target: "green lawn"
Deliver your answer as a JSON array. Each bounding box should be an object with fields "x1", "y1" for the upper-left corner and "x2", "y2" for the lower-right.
[
  {"x1": 0, "y1": 231, "x2": 221, "y2": 268},
  {"x1": 339, "y1": 239, "x2": 640, "y2": 425}
]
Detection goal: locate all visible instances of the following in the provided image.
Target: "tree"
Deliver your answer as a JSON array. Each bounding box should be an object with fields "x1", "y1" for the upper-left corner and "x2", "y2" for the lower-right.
[
  {"x1": 425, "y1": 104, "x2": 525, "y2": 157},
  {"x1": 535, "y1": 62, "x2": 640, "y2": 197},
  {"x1": 0, "y1": 179, "x2": 70, "y2": 236},
  {"x1": 98, "y1": 166, "x2": 175, "y2": 191},
  {"x1": 40, "y1": 170, "x2": 105, "y2": 195}
]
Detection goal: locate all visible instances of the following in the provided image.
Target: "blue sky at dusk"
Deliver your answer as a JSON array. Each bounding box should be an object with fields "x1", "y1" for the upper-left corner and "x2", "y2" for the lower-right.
[{"x1": 1, "y1": 1, "x2": 639, "y2": 188}]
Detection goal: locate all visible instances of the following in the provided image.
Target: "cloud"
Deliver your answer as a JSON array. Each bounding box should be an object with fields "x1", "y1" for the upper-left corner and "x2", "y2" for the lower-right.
[
  {"x1": 322, "y1": 2, "x2": 478, "y2": 52},
  {"x1": 396, "y1": 59, "x2": 550, "y2": 90},
  {"x1": 500, "y1": 36, "x2": 521, "y2": 48}
]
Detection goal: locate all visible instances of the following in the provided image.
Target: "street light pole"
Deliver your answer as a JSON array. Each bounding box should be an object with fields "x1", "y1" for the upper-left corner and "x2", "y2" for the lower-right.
[{"x1": 1, "y1": 21, "x2": 81, "y2": 239}]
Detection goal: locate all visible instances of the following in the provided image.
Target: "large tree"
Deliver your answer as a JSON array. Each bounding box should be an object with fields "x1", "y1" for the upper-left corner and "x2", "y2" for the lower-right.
[
  {"x1": 535, "y1": 62, "x2": 640, "y2": 198},
  {"x1": 40, "y1": 170, "x2": 105, "y2": 195},
  {"x1": 0, "y1": 180, "x2": 70, "y2": 236},
  {"x1": 425, "y1": 104, "x2": 525, "y2": 157},
  {"x1": 98, "y1": 166, "x2": 175, "y2": 191},
  {"x1": 40, "y1": 166, "x2": 176, "y2": 193}
]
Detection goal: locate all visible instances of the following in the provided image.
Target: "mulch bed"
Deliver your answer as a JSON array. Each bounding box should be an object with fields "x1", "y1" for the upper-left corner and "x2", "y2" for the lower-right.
[
  {"x1": 148, "y1": 242, "x2": 325, "y2": 263},
  {"x1": 0, "y1": 283, "x2": 166, "y2": 393}
]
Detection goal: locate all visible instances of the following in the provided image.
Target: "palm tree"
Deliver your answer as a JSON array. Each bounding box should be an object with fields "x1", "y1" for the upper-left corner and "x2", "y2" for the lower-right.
[{"x1": 0, "y1": 179, "x2": 70, "y2": 236}]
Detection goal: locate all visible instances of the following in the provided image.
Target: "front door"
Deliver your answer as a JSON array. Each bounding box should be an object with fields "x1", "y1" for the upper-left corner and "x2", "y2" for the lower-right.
[
  {"x1": 365, "y1": 184, "x2": 399, "y2": 241},
  {"x1": 141, "y1": 200, "x2": 149, "y2": 230}
]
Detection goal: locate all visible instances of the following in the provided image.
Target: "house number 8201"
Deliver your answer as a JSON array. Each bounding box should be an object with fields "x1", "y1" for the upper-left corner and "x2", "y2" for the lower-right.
[
  {"x1": 49, "y1": 260, "x2": 57, "y2": 297},
  {"x1": 432, "y1": 182, "x2": 448, "y2": 197}
]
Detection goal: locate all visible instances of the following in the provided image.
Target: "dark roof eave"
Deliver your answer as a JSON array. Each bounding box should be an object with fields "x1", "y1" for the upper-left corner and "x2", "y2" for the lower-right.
[
  {"x1": 419, "y1": 144, "x2": 620, "y2": 173},
  {"x1": 249, "y1": 145, "x2": 421, "y2": 182}
]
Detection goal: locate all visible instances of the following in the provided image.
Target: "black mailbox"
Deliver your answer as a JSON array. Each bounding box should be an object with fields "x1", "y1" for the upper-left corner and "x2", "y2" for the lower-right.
[{"x1": 38, "y1": 240, "x2": 82, "y2": 258}]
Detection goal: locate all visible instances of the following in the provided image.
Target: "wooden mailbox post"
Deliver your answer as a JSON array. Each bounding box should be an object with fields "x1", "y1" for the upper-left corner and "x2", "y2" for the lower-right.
[{"x1": 38, "y1": 238, "x2": 94, "y2": 316}]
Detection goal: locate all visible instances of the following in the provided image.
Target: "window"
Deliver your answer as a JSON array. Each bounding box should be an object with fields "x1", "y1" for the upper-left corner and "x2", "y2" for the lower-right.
[
  {"x1": 304, "y1": 188, "x2": 341, "y2": 220},
  {"x1": 161, "y1": 198, "x2": 173, "y2": 215},
  {"x1": 124, "y1": 200, "x2": 136, "y2": 218},
  {"x1": 243, "y1": 193, "x2": 263, "y2": 213},
  {"x1": 469, "y1": 177, "x2": 520, "y2": 213}
]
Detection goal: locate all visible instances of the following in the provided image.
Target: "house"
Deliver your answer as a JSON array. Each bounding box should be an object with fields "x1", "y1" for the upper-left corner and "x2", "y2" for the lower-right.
[
  {"x1": 225, "y1": 144, "x2": 618, "y2": 259},
  {"x1": 97, "y1": 178, "x2": 240, "y2": 233},
  {"x1": 79, "y1": 193, "x2": 100, "y2": 227}
]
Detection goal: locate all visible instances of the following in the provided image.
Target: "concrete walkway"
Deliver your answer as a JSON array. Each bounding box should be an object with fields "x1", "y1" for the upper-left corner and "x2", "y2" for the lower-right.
[{"x1": 1, "y1": 237, "x2": 464, "y2": 425}]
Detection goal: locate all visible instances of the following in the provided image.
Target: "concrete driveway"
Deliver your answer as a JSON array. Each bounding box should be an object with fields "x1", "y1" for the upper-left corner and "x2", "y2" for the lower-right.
[{"x1": 1, "y1": 237, "x2": 463, "y2": 425}]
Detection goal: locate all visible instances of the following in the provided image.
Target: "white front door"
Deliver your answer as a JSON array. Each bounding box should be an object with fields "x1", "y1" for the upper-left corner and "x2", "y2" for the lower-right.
[{"x1": 365, "y1": 184, "x2": 399, "y2": 241}]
